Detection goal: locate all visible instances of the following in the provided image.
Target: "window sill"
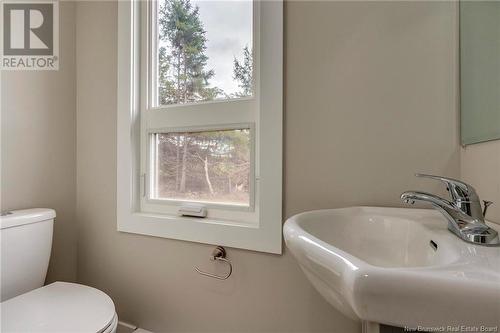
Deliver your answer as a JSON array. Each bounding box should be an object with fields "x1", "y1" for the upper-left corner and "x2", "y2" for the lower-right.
[{"x1": 117, "y1": 211, "x2": 282, "y2": 254}]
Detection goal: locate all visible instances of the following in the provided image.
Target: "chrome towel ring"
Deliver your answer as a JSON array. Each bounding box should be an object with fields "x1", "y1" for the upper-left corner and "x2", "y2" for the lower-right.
[{"x1": 195, "y1": 246, "x2": 233, "y2": 280}]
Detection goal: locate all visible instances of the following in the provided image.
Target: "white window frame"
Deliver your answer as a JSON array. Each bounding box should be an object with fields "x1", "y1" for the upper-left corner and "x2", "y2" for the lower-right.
[{"x1": 117, "y1": 0, "x2": 282, "y2": 254}]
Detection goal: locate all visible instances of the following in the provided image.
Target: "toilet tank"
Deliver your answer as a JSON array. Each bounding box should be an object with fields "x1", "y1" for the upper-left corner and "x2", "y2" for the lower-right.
[{"x1": 0, "y1": 209, "x2": 55, "y2": 301}]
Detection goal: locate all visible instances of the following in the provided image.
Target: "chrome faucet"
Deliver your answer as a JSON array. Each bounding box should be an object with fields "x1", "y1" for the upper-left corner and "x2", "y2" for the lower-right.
[{"x1": 401, "y1": 174, "x2": 499, "y2": 246}]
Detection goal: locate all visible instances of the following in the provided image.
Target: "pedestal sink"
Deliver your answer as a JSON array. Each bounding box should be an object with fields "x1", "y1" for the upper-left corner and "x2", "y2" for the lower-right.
[{"x1": 284, "y1": 207, "x2": 500, "y2": 329}]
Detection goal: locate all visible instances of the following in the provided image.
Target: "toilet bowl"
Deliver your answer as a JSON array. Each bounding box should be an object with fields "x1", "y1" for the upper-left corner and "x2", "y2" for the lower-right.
[{"x1": 0, "y1": 209, "x2": 118, "y2": 333}]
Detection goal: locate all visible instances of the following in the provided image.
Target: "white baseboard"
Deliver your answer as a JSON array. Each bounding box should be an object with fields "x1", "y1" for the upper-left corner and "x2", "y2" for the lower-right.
[{"x1": 117, "y1": 320, "x2": 153, "y2": 333}]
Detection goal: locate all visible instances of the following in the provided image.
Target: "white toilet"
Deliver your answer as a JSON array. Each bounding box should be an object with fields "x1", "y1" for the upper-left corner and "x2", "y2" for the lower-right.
[{"x1": 0, "y1": 209, "x2": 118, "y2": 333}]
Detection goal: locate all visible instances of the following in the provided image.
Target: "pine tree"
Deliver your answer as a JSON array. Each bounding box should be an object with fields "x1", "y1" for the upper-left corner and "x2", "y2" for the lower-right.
[
  {"x1": 233, "y1": 45, "x2": 253, "y2": 97},
  {"x1": 158, "y1": 0, "x2": 219, "y2": 104},
  {"x1": 158, "y1": 47, "x2": 176, "y2": 105}
]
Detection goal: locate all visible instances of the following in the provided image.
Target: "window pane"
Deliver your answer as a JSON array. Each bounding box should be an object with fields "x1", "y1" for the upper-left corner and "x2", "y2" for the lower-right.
[
  {"x1": 151, "y1": 129, "x2": 251, "y2": 206},
  {"x1": 157, "y1": 0, "x2": 253, "y2": 106}
]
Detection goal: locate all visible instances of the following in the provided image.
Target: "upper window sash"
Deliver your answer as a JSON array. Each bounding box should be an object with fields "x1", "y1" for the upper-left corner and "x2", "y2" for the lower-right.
[{"x1": 142, "y1": 0, "x2": 259, "y2": 112}]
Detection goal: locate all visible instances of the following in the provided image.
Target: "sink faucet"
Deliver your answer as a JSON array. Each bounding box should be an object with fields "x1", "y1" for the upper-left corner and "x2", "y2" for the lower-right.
[{"x1": 401, "y1": 174, "x2": 499, "y2": 246}]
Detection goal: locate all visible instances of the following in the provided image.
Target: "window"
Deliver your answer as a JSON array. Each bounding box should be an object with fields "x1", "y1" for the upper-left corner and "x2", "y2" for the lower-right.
[{"x1": 117, "y1": 0, "x2": 282, "y2": 253}]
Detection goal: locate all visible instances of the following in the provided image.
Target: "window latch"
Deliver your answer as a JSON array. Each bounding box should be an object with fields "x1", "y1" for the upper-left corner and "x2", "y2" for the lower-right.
[{"x1": 178, "y1": 204, "x2": 207, "y2": 218}]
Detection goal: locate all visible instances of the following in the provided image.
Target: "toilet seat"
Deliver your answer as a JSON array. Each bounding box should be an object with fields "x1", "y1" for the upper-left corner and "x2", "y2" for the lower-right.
[
  {"x1": 102, "y1": 313, "x2": 119, "y2": 333},
  {"x1": 1, "y1": 282, "x2": 117, "y2": 333}
]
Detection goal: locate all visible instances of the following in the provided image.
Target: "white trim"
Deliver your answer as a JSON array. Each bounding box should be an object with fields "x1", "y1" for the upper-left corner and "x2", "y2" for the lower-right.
[{"x1": 117, "y1": 0, "x2": 283, "y2": 254}]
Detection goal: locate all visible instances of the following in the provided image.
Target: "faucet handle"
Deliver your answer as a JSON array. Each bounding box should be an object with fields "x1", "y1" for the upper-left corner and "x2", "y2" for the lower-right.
[{"x1": 415, "y1": 173, "x2": 479, "y2": 202}]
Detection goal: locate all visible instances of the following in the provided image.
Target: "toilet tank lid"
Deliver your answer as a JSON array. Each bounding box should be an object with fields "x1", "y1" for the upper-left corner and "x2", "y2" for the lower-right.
[{"x1": 0, "y1": 208, "x2": 56, "y2": 229}]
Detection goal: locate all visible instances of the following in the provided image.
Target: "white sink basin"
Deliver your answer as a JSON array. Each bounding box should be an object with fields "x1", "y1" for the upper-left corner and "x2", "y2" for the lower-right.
[{"x1": 284, "y1": 207, "x2": 500, "y2": 328}]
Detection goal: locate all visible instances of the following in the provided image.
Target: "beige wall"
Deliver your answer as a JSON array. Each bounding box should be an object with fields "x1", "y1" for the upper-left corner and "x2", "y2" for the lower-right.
[
  {"x1": 1, "y1": 2, "x2": 77, "y2": 283},
  {"x1": 461, "y1": 141, "x2": 500, "y2": 224},
  {"x1": 285, "y1": 1, "x2": 460, "y2": 214},
  {"x1": 75, "y1": 1, "x2": 459, "y2": 332}
]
